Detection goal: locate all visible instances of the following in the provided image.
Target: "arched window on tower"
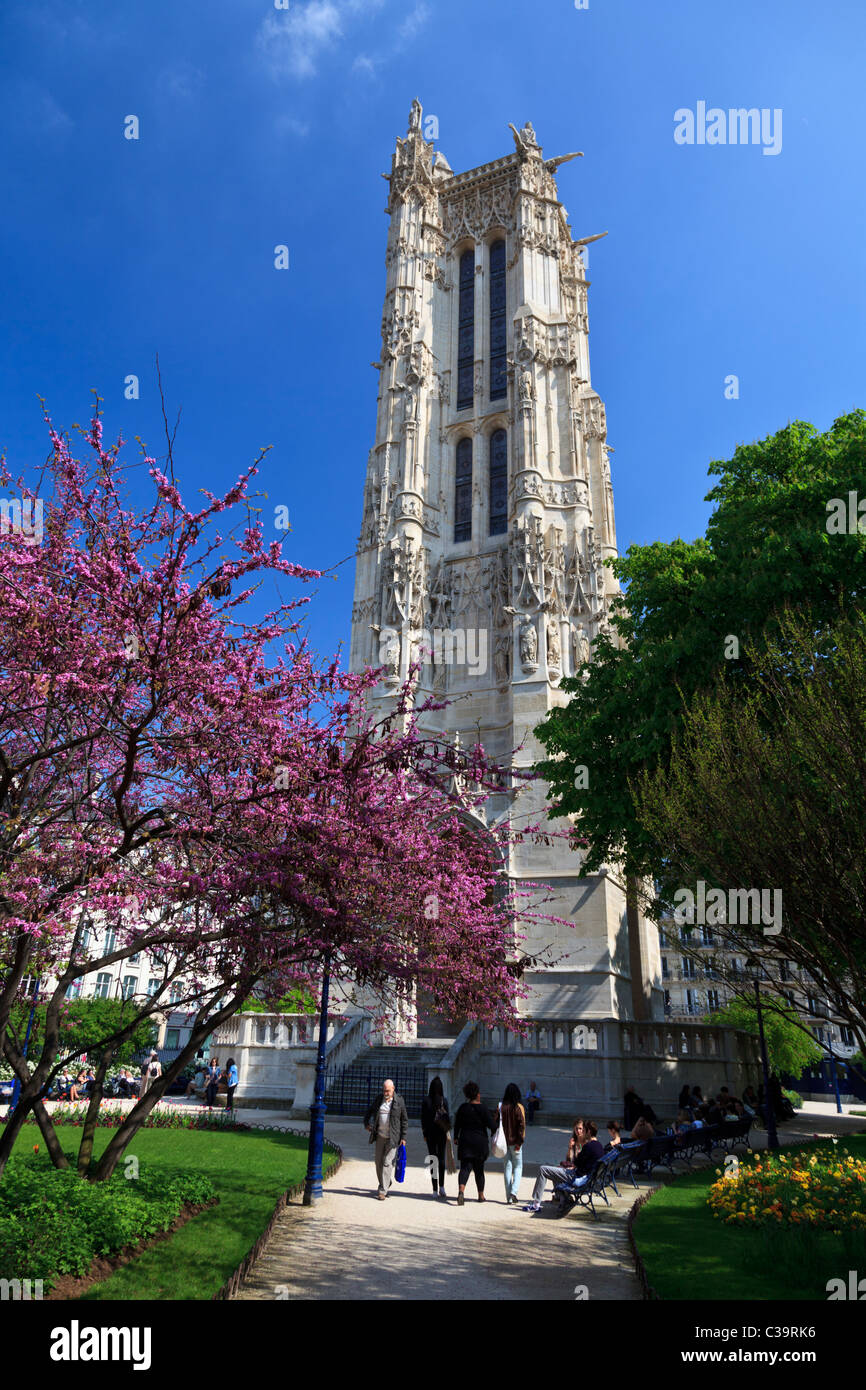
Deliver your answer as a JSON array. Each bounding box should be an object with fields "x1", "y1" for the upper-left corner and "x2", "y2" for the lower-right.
[
  {"x1": 454, "y1": 437, "x2": 473, "y2": 543},
  {"x1": 489, "y1": 239, "x2": 507, "y2": 401},
  {"x1": 457, "y1": 249, "x2": 475, "y2": 410},
  {"x1": 489, "y1": 429, "x2": 508, "y2": 535}
]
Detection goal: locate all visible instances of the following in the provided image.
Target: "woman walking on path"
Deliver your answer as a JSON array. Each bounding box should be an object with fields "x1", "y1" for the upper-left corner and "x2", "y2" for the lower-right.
[
  {"x1": 453, "y1": 1081, "x2": 497, "y2": 1206},
  {"x1": 500, "y1": 1082, "x2": 526, "y2": 1204},
  {"x1": 225, "y1": 1057, "x2": 239, "y2": 1113},
  {"x1": 421, "y1": 1076, "x2": 451, "y2": 1200}
]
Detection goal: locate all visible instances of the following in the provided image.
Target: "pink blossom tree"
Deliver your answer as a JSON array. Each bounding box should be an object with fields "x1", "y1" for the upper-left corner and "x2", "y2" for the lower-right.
[{"x1": 0, "y1": 403, "x2": 566, "y2": 1181}]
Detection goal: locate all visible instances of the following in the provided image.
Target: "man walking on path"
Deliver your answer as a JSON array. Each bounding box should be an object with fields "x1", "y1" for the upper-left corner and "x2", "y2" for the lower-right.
[{"x1": 364, "y1": 1078, "x2": 408, "y2": 1199}]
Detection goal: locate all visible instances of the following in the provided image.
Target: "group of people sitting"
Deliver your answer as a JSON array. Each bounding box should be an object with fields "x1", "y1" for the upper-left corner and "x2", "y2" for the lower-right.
[
  {"x1": 53, "y1": 1064, "x2": 143, "y2": 1102},
  {"x1": 673, "y1": 1082, "x2": 759, "y2": 1130},
  {"x1": 53, "y1": 1067, "x2": 97, "y2": 1101}
]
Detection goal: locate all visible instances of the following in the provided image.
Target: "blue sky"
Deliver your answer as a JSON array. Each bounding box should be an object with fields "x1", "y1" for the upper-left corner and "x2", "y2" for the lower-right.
[{"x1": 1, "y1": 0, "x2": 864, "y2": 663}]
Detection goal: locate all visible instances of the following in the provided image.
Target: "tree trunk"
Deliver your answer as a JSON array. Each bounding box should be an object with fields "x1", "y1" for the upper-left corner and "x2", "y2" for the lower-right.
[
  {"x1": 91, "y1": 999, "x2": 243, "y2": 1181},
  {"x1": 77, "y1": 1052, "x2": 112, "y2": 1176},
  {"x1": 30, "y1": 1098, "x2": 70, "y2": 1169},
  {"x1": 0, "y1": 1094, "x2": 33, "y2": 1178}
]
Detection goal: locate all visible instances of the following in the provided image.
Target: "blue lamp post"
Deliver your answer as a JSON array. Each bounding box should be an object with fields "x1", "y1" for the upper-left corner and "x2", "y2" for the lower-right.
[
  {"x1": 303, "y1": 951, "x2": 332, "y2": 1205},
  {"x1": 9, "y1": 981, "x2": 40, "y2": 1114}
]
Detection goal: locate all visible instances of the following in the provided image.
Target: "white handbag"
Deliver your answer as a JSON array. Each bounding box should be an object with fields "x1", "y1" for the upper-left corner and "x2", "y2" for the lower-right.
[{"x1": 491, "y1": 1103, "x2": 508, "y2": 1159}]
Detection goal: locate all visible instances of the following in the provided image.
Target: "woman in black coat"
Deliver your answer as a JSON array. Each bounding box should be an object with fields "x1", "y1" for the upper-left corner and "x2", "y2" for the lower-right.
[
  {"x1": 453, "y1": 1080, "x2": 497, "y2": 1206},
  {"x1": 420, "y1": 1076, "x2": 450, "y2": 1200}
]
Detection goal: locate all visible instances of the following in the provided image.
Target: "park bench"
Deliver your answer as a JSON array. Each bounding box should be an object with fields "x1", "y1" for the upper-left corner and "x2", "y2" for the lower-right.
[
  {"x1": 553, "y1": 1150, "x2": 618, "y2": 1219},
  {"x1": 713, "y1": 1115, "x2": 753, "y2": 1154},
  {"x1": 606, "y1": 1141, "x2": 647, "y2": 1193}
]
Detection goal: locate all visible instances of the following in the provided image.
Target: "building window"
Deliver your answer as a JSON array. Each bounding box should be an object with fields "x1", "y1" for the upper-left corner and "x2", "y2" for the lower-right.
[
  {"x1": 681, "y1": 957, "x2": 696, "y2": 980},
  {"x1": 121, "y1": 975, "x2": 137, "y2": 1000},
  {"x1": 103, "y1": 928, "x2": 117, "y2": 955},
  {"x1": 686, "y1": 988, "x2": 699, "y2": 1015},
  {"x1": 489, "y1": 429, "x2": 508, "y2": 535},
  {"x1": 489, "y1": 239, "x2": 507, "y2": 400},
  {"x1": 147, "y1": 978, "x2": 160, "y2": 997},
  {"x1": 456, "y1": 248, "x2": 475, "y2": 410},
  {"x1": 454, "y1": 438, "x2": 473, "y2": 543},
  {"x1": 707, "y1": 988, "x2": 720, "y2": 1011},
  {"x1": 661, "y1": 956, "x2": 669, "y2": 979},
  {"x1": 94, "y1": 973, "x2": 112, "y2": 1000},
  {"x1": 165, "y1": 1028, "x2": 180, "y2": 1050},
  {"x1": 840, "y1": 1026, "x2": 855, "y2": 1046},
  {"x1": 699, "y1": 924, "x2": 714, "y2": 946}
]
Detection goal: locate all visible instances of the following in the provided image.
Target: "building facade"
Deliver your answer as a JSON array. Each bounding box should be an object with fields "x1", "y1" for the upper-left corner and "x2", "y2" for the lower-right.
[
  {"x1": 349, "y1": 103, "x2": 662, "y2": 1029},
  {"x1": 660, "y1": 920, "x2": 858, "y2": 1060}
]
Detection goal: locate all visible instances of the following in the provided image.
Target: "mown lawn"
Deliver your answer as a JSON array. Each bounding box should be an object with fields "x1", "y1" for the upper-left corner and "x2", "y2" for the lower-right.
[
  {"x1": 10, "y1": 1124, "x2": 337, "y2": 1301},
  {"x1": 633, "y1": 1133, "x2": 866, "y2": 1301}
]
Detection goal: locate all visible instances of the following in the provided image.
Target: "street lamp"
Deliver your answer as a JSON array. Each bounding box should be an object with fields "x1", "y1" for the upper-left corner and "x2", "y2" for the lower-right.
[
  {"x1": 302, "y1": 950, "x2": 332, "y2": 1205},
  {"x1": 754, "y1": 979, "x2": 779, "y2": 1151},
  {"x1": 9, "y1": 980, "x2": 41, "y2": 1114}
]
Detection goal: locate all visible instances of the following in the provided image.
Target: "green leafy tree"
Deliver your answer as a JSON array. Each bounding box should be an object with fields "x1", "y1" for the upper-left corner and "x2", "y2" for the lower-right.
[
  {"x1": 636, "y1": 611, "x2": 866, "y2": 1054},
  {"x1": 705, "y1": 997, "x2": 823, "y2": 1077},
  {"x1": 536, "y1": 411, "x2": 866, "y2": 880},
  {"x1": 4, "y1": 997, "x2": 157, "y2": 1074}
]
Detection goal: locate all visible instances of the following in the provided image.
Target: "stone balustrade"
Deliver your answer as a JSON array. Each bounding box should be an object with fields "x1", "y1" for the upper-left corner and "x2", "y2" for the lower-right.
[
  {"x1": 428, "y1": 1018, "x2": 761, "y2": 1121},
  {"x1": 210, "y1": 1012, "x2": 340, "y2": 1110}
]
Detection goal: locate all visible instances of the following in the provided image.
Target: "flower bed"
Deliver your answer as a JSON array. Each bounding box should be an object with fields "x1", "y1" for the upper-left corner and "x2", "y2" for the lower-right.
[
  {"x1": 1, "y1": 1103, "x2": 246, "y2": 1131},
  {"x1": 708, "y1": 1144, "x2": 866, "y2": 1230},
  {"x1": 0, "y1": 1155, "x2": 216, "y2": 1289}
]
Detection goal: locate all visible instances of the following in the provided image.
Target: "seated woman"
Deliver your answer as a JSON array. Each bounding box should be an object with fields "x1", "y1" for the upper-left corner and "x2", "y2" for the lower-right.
[
  {"x1": 69, "y1": 1070, "x2": 87, "y2": 1102},
  {"x1": 631, "y1": 1112, "x2": 655, "y2": 1142},
  {"x1": 672, "y1": 1109, "x2": 694, "y2": 1144},
  {"x1": 604, "y1": 1120, "x2": 622, "y2": 1151}
]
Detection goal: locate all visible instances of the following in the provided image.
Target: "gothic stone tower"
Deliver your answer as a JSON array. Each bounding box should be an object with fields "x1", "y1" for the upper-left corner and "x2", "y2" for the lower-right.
[{"x1": 350, "y1": 103, "x2": 662, "y2": 1026}]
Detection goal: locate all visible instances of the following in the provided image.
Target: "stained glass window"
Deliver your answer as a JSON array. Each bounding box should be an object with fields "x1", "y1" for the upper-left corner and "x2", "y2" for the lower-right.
[
  {"x1": 454, "y1": 437, "x2": 472, "y2": 542},
  {"x1": 489, "y1": 239, "x2": 507, "y2": 400},
  {"x1": 489, "y1": 428, "x2": 508, "y2": 535},
  {"x1": 457, "y1": 249, "x2": 475, "y2": 410}
]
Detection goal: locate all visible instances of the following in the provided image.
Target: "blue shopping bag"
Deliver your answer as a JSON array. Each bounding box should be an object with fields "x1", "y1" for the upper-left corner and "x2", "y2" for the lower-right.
[{"x1": 395, "y1": 1142, "x2": 407, "y2": 1183}]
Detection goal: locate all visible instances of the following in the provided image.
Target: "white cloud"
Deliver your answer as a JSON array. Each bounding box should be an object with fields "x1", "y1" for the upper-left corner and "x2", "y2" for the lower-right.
[
  {"x1": 397, "y1": 2, "x2": 430, "y2": 44},
  {"x1": 274, "y1": 113, "x2": 312, "y2": 138},
  {"x1": 255, "y1": 0, "x2": 428, "y2": 83},
  {"x1": 158, "y1": 62, "x2": 204, "y2": 102},
  {"x1": 257, "y1": 2, "x2": 344, "y2": 80}
]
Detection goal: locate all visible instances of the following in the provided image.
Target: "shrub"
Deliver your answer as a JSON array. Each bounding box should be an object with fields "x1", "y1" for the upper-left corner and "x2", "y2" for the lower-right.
[{"x1": 0, "y1": 1157, "x2": 216, "y2": 1288}]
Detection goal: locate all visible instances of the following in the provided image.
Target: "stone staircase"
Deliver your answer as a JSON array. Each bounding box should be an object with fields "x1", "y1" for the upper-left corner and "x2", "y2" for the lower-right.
[{"x1": 324, "y1": 1038, "x2": 454, "y2": 1118}]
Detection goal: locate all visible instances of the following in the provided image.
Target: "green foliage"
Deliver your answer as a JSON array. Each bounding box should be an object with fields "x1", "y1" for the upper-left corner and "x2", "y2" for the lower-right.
[
  {"x1": 4, "y1": 996, "x2": 157, "y2": 1076},
  {"x1": 4, "y1": 1124, "x2": 337, "y2": 1301},
  {"x1": 241, "y1": 987, "x2": 316, "y2": 1014},
  {"x1": 0, "y1": 1154, "x2": 216, "y2": 1289},
  {"x1": 705, "y1": 997, "x2": 822, "y2": 1076},
  {"x1": 536, "y1": 411, "x2": 866, "y2": 878},
  {"x1": 636, "y1": 610, "x2": 866, "y2": 1042}
]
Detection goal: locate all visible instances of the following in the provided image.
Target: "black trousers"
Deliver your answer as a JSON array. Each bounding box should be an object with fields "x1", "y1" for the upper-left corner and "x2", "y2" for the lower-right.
[
  {"x1": 423, "y1": 1129, "x2": 446, "y2": 1186},
  {"x1": 458, "y1": 1155, "x2": 486, "y2": 1192},
  {"x1": 226, "y1": 1085, "x2": 237, "y2": 1112}
]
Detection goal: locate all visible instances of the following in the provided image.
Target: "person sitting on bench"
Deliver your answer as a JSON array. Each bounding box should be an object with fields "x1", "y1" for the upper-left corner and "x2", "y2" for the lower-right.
[
  {"x1": 524, "y1": 1118, "x2": 604, "y2": 1212},
  {"x1": 631, "y1": 1112, "x2": 655, "y2": 1142},
  {"x1": 524, "y1": 1081, "x2": 542, "y2": 1125}
]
